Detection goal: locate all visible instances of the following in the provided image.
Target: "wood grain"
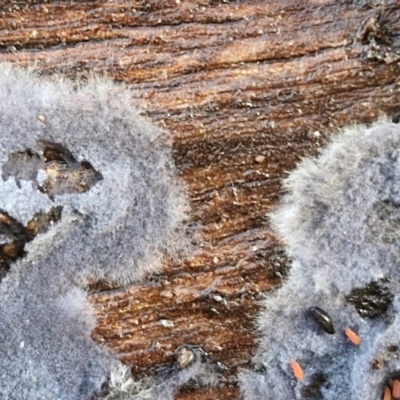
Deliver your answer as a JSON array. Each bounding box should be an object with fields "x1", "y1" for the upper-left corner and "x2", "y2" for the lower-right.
[{"x1": 0, "y1": 1, "x2": 400, "y2": 398}]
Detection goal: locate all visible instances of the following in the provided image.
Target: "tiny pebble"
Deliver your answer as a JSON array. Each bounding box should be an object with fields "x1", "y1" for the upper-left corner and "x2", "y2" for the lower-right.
[
  {"x1": 255, "y1": 155, "x2": 265, "y2": 163},
  {"x1": 176, "y1": 346, "x2": 195, "y2": 369}
]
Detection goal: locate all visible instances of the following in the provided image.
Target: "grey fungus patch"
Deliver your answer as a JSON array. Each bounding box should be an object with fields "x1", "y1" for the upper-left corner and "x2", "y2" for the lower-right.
[
  {"x1": 0, "y1": 62, "x2": 190, "y2": 285},
  {"x1": 239, "y1": 120, "x2": 400, "y2": 400},
  {"x1": 0, "y1": 63, "x2": 190, "y2": 400}
]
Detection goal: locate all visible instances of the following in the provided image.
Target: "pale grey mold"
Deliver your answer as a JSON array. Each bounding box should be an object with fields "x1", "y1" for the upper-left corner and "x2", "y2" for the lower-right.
[
  {"x1": 0, "y1": 63, "x2": 189, "y2": 285},
  {"x1": 0, "y1": 285, "x2": 111, "y2": 400},
  {"x1": 240, "y1": 120, "x2": 400, "y2": 399},
  {"x1": 0, "y1": 64, "x2": 190, "y2": 400}
]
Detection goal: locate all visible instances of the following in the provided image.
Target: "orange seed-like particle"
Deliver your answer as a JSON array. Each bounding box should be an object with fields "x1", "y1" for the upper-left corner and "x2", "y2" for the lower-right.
[
  {"x1": 344, "y1": 328, "x2": 361, "y2": 346},
  {"x1": 290, "y1": 360, "x2": 304, "y2": 380},
  {"x1": 392, "y1": 379, "x2": 400, "y2": 399},
  {"x1": 383, "y1": 385, "x2": 392, "y2": 400}
]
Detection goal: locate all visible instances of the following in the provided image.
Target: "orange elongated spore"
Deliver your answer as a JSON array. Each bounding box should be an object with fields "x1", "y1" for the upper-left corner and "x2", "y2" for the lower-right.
[
  {"x1": 344, "y1": 328, "x2": 361, "y2": 346},
  {"x1": 392, "y1": 379, "x2": 400, "y2": 399},
  {"x1": 290, "y1": 360, "x2": 304, "y2": 380},
  {"x1": 383, "y1": 385, "x2": 392, "y2": 400}
]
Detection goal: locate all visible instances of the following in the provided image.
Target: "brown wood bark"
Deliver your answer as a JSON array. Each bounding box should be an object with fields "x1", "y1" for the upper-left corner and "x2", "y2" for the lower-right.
[{"x1": 1, "y1": 1, "x2": 400, "y2": 398}]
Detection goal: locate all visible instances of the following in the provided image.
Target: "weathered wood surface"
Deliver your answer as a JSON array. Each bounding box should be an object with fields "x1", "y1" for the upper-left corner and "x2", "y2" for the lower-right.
[{"x1": 1, "y1": 1, "x2": 400, "y2": 398}]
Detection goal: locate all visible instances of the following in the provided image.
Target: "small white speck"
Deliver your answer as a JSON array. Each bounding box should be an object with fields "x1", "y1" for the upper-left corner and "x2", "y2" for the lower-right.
[{"x1": 159, "y1": 319, "x2": 174, "y2": 328}]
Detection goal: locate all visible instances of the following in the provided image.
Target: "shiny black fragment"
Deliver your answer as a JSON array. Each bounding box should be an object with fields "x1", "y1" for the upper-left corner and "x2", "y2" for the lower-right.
[
  {"x1": 346, "y1": 280, "x2": 393, "y2": 319},
  {"x1": 310, "y1": 306, "x2": 335, "y2": 334}
]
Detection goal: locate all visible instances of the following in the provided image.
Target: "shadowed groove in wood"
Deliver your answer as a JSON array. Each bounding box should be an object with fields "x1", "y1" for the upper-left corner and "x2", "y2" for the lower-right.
[{"x1": 0, "y1": 0, "x2": 399, "y2": 398}]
